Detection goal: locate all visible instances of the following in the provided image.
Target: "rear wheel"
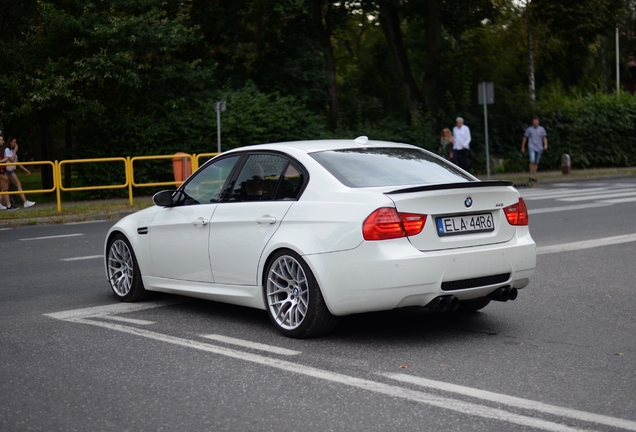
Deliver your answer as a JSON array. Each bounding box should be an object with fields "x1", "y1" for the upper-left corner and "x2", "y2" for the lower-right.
[
  {"x1": 456, "y1": 297, "x2": 491, "y2": 313},
  {"x1": 264, "y1": 250, "x2": 338, "y2": 338},
  {"x1": 106, "y1": 233, "x2": 147, "y2": 302}
]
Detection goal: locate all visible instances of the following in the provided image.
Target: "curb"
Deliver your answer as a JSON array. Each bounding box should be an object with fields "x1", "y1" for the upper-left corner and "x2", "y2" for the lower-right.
[{"x1": 0, "y1": 210, "x2": 135, "y2": 228}]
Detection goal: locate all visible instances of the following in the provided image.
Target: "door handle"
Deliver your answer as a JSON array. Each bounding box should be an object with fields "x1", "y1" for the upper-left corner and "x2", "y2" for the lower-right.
[
  {"x1": 256, "y1": 215, "x2": 277, "y2": 225},
  {"x1": 192, "y1": 217, "x2": 209, "y2": 227}
]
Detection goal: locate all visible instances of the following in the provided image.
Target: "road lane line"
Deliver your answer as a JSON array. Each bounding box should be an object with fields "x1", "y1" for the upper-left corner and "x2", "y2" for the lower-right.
[
  {"x1": 64, "y1": 220, "x2": 110, "y2": 225},
  {"x1": 201, "y1": 334, "x2": 301, "y2": 356},
  {"x1": 521, "y1": 187, "x2": 612, "y2": 200},
  {"x1": 100, "y1": 315, "x2": 155, "y2": 325},
  {"x1": 20, "y1": 233, "x2": 84, "y2": 241},
  {"x1": 600, "y1": 196, "x2": 636, "y2": 204},
  {"x1": 536, "y1": 233, "x2": 636, "y2": 255},
  {"x1": 59, "y1": 318, "x2": 586, "y2": 432},
  {"x1": 528, "y1": 203, "x2": 611, "y2": 215},
  {"x1": 44, "y1": 300, "x2": 180, "y2": 320},
  {"x1": 558, "y1": 190, "x2": 636, "y2": 202},
  {"x1": 380, "y1": 372, "x2": 636, "y2": 431},
  {"x1": 520, "y1": 188, "x2": 572, "y2": 197},
  {"x1": 61, "y1": 255, "x2": 103, "y2": 262}
]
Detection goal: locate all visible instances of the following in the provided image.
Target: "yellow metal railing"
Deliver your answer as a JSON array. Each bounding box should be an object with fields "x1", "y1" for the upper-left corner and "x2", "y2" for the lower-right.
[
  {"x1": 0, "y1": 161, "x2": 57, "y2": 205},
  {"x1": 0, "y1": 152, "x2": 222, "y2": 212},
  {"x1": 56, "y1": 157, "x2": 130, "y2": 211}
]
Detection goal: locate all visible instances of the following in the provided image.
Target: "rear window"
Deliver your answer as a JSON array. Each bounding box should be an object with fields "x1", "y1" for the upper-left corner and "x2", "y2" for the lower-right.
[{"x1": 310, "y1": 147, "x2": 473, "y2": 188}]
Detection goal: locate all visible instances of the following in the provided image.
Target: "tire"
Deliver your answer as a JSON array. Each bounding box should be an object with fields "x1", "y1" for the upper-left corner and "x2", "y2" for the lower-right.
[
  {"x1": 106, "y1": 233, "x2": 147, "y2": 302},
  {"x1": 264, "y1": 250, "x2": 338, "y2": 338},
  {"x1": 456, "y1": 297, "x2": 491, "y2": 313}
]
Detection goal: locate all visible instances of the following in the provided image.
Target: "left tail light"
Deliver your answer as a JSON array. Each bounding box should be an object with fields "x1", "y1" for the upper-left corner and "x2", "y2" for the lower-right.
[
  {"x1": 503, "y1": 198, "x2": 529, "y2": 226},
  {"x1": 363, "y1": 207, "x2": 427, "y2": 240}
]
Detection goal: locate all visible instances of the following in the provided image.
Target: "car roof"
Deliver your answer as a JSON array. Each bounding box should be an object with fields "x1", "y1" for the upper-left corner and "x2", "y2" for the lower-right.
[{"x1": 224, "y1": 137, "x2": 419, "y2": 155}]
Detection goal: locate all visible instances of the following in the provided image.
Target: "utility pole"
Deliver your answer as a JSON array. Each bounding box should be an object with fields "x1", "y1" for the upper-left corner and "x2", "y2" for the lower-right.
[
  {"x1": 478, "y1": 82, "x2": 494, "y2": 179},
  {"x1": 527, "y1": 0, "x2": 535, "y2": 101},
  {"x1": 215, "y1": 101, "x2": 226, "y2": 153},
  {"x1": 616, "y1": 27, "x2": 620, "y2": 94}
]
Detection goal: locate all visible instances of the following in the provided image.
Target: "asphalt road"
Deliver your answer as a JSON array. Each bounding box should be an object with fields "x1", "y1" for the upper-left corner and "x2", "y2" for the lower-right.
[{"x1": 1, "y1": 178, "x2": 636, "y2": 432}]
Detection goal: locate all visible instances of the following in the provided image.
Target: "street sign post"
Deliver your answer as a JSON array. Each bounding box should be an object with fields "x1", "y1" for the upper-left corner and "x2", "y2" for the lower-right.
[
  {"x1": 478, "y1": 82, "x2": 494, "y2": 179},
  {"x1": 215, "y1": 101, "x2": 227, "y2": 153}
]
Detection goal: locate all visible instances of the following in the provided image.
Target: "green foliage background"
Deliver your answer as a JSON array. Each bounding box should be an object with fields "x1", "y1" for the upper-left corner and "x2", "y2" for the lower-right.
[{"x1": 0, "y1": 0, "x2": 635, "y2": 192}]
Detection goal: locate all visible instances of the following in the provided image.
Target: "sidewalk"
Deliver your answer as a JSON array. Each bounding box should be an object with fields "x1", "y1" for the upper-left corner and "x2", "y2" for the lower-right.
[
  {"x1": 1, "y1": 167, "x2": 635, "y2": 228},
  {"x1": 477, "y1": 166, "x2": 636, "y2": 186}
]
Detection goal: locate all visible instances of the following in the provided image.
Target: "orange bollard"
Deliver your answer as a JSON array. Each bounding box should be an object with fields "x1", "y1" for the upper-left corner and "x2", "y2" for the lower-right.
[{"x1": 172, "y1": 152, "x2": 192, "y2": 183}]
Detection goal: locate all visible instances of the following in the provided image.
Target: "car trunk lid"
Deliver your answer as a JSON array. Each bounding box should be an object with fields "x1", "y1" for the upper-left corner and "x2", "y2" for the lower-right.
[{"x1": 385, "y1": 181, "x2": 520, "y2": 251}]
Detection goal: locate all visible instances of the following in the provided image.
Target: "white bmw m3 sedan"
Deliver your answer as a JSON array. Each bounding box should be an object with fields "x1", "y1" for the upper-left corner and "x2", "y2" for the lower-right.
[{"x1": 105, "y1": 137, "x2": 536, "y2": 338}]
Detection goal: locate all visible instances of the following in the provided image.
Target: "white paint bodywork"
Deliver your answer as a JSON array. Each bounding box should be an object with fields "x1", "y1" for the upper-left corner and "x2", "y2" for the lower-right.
[{"x1": 105, "y1": 139, "x2": 536, "y2": 316}]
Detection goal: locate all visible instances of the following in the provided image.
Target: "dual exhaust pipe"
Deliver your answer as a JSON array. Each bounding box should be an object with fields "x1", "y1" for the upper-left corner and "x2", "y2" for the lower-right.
[
  {"x1": 487, "y1": 286, "x2": 518, "y2": 302},
  {"x1": 428, "y1": 295, "x2": 460, "y2": 312},
  {"x1": 428, "y1": 286, "x2": 518, "y2": 311}
]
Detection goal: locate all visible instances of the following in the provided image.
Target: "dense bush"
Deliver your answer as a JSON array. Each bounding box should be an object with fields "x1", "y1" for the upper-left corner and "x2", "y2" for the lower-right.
[{"x1": 537, "y1": 92, "x2": 636, "y2": 169}]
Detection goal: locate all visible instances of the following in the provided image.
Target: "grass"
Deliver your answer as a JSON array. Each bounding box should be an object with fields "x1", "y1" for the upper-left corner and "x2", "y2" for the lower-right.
[
  {"x1": 0, "y1": 200, "x2": 154, "y2": 225},
  {"x1": 1, "y1": 167, "x2": 157, "y2": 225}
]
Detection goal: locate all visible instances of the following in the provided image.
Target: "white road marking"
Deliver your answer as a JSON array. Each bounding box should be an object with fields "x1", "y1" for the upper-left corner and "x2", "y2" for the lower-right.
[
  {"x1": 53, "y1": 317, "x2": 588, "y2": 432},
  {"x1": 380, "y1": 373, "x2": 636, "y2": 431},
  {"x1": 201, "y1": 334, "x2": 301, "y2": 356},
  {"x1": 521, "y1": 187, "x2": 612, "y2": 200},
  {"x1": 537, "y1": 233, "x2": 636, "y2": 255},
  {"x1": 44, "y1": 300, "x2": 636, "y2": 431},
  {"x1": 558, "y1": 190, "x2": 636, "y2": 202},
  {"x1": 0, "y1": 228, "x2": 12, "y2": 231},
  {"x1": 528, "y1": 203, "x2": 611, "y2": 215},
  {"x1": 100, "y1": 315, "x2": 155, "y2": 325},
  {"x1": 44, "y1": 300, "x2": 180, "y2": 320},
  {"x1": 599, "y1": 196, "x2": 636, "y2": 204},
  {"x1": 20, "y1": 233, "x2": 84, "y2": 241},
  {"x1": 61, "y1": 255, "x2": 103, "y2": 262},
  {"x1": 520, "y1": 188, "x2": 572, "y2": 197},
  {"x1": 64, "y1": 220, "x2": 109, "y2": 225}
]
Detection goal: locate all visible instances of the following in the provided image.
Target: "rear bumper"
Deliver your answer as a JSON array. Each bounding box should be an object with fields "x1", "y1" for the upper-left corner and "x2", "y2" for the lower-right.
[{"x1": 303, "y1": 229, "x2": 536, "y2": 316}]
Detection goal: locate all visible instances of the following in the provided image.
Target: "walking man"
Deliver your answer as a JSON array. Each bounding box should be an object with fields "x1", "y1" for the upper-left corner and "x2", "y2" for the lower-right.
[
  {"x1": 452, "y1": 117, "x2": 471, "y2": 172},
  {"x1": 521, "y1": 116, "x2": 548, "y2": 183}
]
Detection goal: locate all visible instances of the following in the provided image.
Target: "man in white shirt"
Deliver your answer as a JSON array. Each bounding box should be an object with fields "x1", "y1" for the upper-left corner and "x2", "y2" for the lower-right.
[{"x1": 452, "y1": 117, "x2": 471, "y2": 171}]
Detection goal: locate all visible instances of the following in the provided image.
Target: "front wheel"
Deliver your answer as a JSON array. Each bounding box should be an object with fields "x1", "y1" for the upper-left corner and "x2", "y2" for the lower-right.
[
  {"x1": 106, "y1": 233, "x2": 147, "y2": 302},
  {"x1": 264, "y1": 250, "x2": 338, "y2": 338}
]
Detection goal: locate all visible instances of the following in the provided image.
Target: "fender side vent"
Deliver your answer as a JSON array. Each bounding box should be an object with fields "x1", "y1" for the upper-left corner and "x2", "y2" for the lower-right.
[
  {"x1": 441, "y1": 273, "x2": 510, "y2": 291},
  {"x1": 137, "y1": 227, "x2": 149, "y2": 235}
]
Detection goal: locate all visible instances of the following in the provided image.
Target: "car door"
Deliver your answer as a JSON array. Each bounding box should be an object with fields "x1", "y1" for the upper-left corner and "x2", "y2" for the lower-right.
[
  {"x1": 209, "y1": 153, "x2": 306, "y2": 286},
  {"x1": 149, "y1": 155, "x2": 241, "y2": 282}
]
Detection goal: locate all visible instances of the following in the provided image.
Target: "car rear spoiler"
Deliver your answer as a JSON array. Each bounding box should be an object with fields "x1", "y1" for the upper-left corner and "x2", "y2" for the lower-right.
[{"x1": 386, "y1": 180, "x2": 514, "y2": 195}]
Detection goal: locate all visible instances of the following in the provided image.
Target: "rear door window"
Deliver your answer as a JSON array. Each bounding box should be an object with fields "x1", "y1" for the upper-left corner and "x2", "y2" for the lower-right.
[{"x1": 228, "y1": 153, "x2": 305, "y2": 202}]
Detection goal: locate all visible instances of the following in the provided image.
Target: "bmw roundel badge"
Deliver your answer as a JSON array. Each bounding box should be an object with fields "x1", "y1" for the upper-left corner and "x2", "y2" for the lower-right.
[{"x1": 464, "y1": 197, "x2": 473, "y2": 208}]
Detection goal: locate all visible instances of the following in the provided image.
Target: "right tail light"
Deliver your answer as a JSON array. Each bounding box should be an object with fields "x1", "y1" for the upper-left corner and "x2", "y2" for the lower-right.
[{"x1": 503, "y1": 198, "x2": 529, "y2": 226}]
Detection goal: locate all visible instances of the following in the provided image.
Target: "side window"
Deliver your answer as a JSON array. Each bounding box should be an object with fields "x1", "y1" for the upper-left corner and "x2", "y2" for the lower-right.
[
  {"x1": 228, "y1": 154, "x2": 290, "y2": 202},
  {"x1": 180, "y1": 155, "x2": 240, "y2": 205},
  {"x1": 273, "y1": 163, "x2": 305, "y2": 200}
]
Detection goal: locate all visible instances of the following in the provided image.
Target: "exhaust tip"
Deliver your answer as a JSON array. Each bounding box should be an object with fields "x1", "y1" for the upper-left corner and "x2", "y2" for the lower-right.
[
  {"x1": 488, "y1": 286, "x2": 511, "y2": 302},
  {"x1": 437, "y1": 297, "x2": 449, "y2": 312},
  {"x1": 508, "y1": 288, "x2": 518, "y2": 301},
  {"x1": 448, "y1": 296, "x2": 460, "y2": 311}
]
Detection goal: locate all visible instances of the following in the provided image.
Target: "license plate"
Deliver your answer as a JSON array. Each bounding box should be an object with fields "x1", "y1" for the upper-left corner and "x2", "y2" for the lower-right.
[{"x1": 436, "y1": 213, "x2": 494, "y2": 236}]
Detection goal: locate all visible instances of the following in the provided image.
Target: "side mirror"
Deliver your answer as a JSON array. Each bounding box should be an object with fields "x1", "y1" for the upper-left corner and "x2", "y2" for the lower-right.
[{"x1": 153, "y1": 190, "x2": 176, "y2": 207}]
